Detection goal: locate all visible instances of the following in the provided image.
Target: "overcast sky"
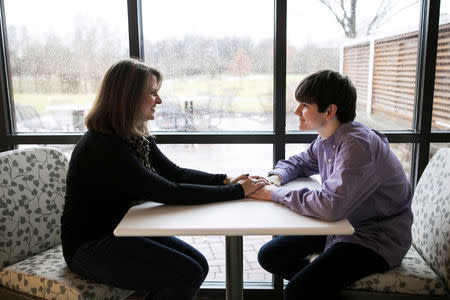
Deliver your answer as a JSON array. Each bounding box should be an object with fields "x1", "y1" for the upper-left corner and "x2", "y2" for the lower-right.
[{"x1": 4, "y1": 0, "x2": 449, "y2": 48}]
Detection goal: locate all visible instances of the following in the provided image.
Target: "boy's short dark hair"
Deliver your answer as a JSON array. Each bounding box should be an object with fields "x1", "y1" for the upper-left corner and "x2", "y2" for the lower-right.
[{"x1": 295, "y1": 70, "x2": 357, "y2": 123}]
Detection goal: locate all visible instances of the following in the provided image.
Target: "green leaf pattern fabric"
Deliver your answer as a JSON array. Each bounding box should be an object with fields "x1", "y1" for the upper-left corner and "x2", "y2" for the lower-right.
[
  {"x1": 0, "y1": 245, "x2": 132, "y2": 300},
  {"x1": 411, "y1": 148, "x2": 450, "y2": 292},
  {"x1": 348, "y1": 246, "x2": 447, "y2": 295},
  {"x1": 0, "y1": 147, "x2": 67, "y2": 269}
]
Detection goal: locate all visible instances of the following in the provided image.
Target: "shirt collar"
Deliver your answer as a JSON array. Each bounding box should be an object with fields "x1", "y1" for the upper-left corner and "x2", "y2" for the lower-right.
[{"x1": 321, "y1": 121, "x2": 355, "y2": 146}]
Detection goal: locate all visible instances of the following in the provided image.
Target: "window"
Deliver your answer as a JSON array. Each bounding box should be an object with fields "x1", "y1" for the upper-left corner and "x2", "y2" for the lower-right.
[
  {"x1": 286, "y1": 0, "x2": 421, "y2": 131},
  {"x1": 1, "y1": 1, "x2": 448, "y2": 298},
  {"x1": 142, "y1": 0, "x2": 274, "y2": 132},
  {"x1": 5, "y1": 0, "x2": 129, "y2": 133},
  {"x1": 431, "y1": 1, "x2": 450, "y2": 130},
  {"x1": 157, "y1": 144, "x2": 273, "y2": 282}
]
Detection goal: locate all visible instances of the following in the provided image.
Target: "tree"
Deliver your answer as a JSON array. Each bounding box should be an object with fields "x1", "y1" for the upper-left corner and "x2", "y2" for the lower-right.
[
  {"x1": 319, "y1": 0, "x2": 419, "y2": 38},
  {"x1": 229, "y1": 48, "x2": 250, "y2": 77}
]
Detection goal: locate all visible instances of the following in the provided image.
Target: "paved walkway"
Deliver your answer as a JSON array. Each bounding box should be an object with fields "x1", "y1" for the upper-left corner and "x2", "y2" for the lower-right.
[{"x1": 178, "y1": 235, "x2": 273, "y2": 282}]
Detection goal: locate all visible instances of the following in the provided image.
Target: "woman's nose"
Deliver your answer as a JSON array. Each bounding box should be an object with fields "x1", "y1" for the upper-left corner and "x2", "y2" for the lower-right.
[
  {"x1": 156, "y1": 96, "x2": 162, "y2": 104},
  {"x1": 295, "y1": 105, "x2": 302, "y2": 116}
]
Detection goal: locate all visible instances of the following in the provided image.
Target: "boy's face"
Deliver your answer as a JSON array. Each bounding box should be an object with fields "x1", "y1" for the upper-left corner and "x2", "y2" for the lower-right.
[{"x1": 294, "y1": 102, "x2": 329, "y2": 132}]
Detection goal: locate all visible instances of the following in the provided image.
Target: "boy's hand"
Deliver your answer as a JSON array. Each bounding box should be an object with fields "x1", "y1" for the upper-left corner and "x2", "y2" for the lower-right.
[
  {"x1": 248, "y1": 184, "x2": 278, "y2": 201},
  {"x1": 267, "y1": 174, "x2": 282, "y2": 187}
]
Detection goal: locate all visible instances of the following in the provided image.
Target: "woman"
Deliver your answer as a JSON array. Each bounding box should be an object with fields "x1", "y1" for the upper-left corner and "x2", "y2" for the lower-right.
[{"x1": 61, "y1": 58, "x2": 264, "y2": 300}]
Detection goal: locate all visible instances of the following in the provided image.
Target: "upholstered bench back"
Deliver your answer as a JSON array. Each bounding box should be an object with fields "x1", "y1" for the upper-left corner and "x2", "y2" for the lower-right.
[
  {"x1": 411, "y1": 148, "x2": 450, "y2": 292},
  {"x1": 0, "y1": 147, "x2": 68, "y2": 269}
]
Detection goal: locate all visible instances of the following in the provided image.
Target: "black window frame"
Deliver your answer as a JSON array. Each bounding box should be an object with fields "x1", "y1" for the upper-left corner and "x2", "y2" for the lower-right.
[{"x1": 0, "y1": 0, "x2": 449, "y2": 298}]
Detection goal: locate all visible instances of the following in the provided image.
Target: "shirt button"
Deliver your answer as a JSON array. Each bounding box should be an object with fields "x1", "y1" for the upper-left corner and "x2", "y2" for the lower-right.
[{"x1": 328, "y1": 159, "x2": 332, "y2": 163}]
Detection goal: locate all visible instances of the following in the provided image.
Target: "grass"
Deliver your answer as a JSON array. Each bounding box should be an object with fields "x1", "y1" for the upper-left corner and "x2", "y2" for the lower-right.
[{"x1": 12, "y1": 73, "x2": 306, "y2": 115}]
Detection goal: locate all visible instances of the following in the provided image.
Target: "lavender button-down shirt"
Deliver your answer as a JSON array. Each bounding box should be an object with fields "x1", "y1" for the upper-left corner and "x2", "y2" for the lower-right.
[{"x1": 269, "y1": 121, "x2": 413, "y2": 267}]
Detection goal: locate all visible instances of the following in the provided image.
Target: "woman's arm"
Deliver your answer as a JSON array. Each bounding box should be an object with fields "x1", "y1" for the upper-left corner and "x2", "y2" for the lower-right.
[{"x1": 100, "y1": 137, "x2": 264, "y2": 205}]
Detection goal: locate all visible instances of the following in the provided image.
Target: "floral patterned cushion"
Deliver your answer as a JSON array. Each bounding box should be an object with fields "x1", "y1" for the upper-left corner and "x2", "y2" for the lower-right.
[
  {"x1": 0, "y1": 147, "x2": 68, "y2": 269},
  {"x1": 411, "y1": 148, "x2": 450, "y2": 291},
  {"x1": 347, "y1": 246, "x2": 447, "y2": 295},
  {"x1": 0, "y1": 245, "x2": 133, "y2": 300}
]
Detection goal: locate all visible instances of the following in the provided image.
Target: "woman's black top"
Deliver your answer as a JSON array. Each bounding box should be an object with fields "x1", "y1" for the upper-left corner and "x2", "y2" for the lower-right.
[{"x1": 61, "y1": 130, "x2": 244, "y2": 265}]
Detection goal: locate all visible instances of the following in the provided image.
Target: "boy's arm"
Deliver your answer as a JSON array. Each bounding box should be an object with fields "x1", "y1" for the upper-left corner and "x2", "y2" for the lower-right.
[{"x1": 270, "y1": 139, "x2": 378, "y2": 221}]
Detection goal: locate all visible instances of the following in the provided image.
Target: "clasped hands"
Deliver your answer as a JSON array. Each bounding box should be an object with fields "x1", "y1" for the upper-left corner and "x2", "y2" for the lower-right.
[{"x1": 227, "y1": 174, "x2": 282, "y2": 201}]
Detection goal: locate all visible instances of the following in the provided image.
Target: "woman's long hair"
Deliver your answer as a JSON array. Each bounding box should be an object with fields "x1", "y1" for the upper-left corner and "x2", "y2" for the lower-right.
[{"x1": 85, "y1": 58, "x2": 162, "y2": 137}]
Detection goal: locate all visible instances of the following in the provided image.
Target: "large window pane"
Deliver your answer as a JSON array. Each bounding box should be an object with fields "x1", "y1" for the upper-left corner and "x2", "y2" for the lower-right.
[
  {"x1": 286, "y1": 0, "x2": 421, "y2": 131},
  {"x1": 6, "y1": 0, "x2": 129, "y2": 133},
  {"x1": 432, "y1": 2, "x2": 450, "y2": 130},
  {"x1": 142, "y1": 0, "x2": 273, "y2": 132},
  {"x1": 157, "y1": 144, "x2": 272, "y2": 282}
]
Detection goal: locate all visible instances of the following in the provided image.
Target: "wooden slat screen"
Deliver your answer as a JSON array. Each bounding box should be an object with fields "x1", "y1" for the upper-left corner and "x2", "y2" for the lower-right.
[
  {"x1": 343, "y1": 43, "x2": 370, "y2": 109},
  {"x1": 432, "y1": 22, "x2": 450, "y2": 129},
  {"x1": 371, "y1": 31, "x2": 418, "y2": 126},
  {"x1": 342, "y1": 22, "x2": 450, "y2": 129}
]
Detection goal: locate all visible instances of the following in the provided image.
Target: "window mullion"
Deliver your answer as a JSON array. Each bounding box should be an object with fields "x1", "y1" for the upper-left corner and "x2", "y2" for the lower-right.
[
  {"x1": 411, "y1": 0, "x2": 440, "y2": 189},
  {"x1": 0, "y1": 0, "x2": 14, "y2": 151},
  {"x1": 127, "y1": 0, "x2": 144, "y2": 60},
  {"x1": 273, "y1": 0, "x2": 287, "y2": 168},
  {"x1": 273, "y1": 0, "x2": 287, "y2": 298}
]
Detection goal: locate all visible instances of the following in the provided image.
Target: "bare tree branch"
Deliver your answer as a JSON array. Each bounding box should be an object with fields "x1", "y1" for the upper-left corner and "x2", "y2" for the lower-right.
[
  {"x1": 367, "y1": 0, "x2": 419, "y2": 34},
  {"x1": 319, "y1": 0, "x2": 419, "y2": 38},
  {"x1": 320, "y1": 0, "x2": 357, "y2": 38}
]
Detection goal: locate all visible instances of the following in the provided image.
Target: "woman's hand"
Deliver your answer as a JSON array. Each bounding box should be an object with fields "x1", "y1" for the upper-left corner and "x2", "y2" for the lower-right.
[
  {"x1": 227, "y1": 174, "x2": 249, "y2": 185},
  {"x1": 248, "y1": 175, "x2": 270, "y2": 185},
  {"x1": 238, "y1": 177, "x2": 266, "y2": 197},
  {"x1": 248, "y1": 184, "x2": 278, "y2": 201}
]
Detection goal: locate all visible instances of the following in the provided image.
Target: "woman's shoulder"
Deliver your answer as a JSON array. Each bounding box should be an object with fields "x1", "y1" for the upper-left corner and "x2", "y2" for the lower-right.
[
  {"x1": 74, "y1": 130, "x2": 130, "y2": 157},
  {"x1": 79, "y1": 130, "x2": 123, "y2": 145}
]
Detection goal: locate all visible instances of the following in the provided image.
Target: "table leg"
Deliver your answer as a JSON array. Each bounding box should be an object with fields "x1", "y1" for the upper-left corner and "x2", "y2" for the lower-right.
[{"x1": 225, "y1": 236, "x2": 243, "y2": 300}]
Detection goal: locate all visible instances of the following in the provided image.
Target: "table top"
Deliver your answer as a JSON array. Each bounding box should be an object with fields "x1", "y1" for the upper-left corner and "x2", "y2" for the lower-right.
[{"x1": 114, "y1": 178, "x2": 354, "y2": 237}]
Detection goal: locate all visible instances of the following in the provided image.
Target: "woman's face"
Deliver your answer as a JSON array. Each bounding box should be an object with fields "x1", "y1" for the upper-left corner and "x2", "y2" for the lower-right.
[{"x1": 141, "y1": 75, "x2": 162, "y2": 121}]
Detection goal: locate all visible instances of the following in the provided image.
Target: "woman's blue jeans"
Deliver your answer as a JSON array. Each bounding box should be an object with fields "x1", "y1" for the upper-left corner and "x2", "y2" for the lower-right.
[{"x1": 70, "y1": 234, "x2": 208, "y2": 300}]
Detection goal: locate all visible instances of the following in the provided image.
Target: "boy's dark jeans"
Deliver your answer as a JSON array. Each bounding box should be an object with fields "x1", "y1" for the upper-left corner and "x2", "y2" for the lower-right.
[{"x1": 258, "y1": 236, "x2": 389, "y2": 299}]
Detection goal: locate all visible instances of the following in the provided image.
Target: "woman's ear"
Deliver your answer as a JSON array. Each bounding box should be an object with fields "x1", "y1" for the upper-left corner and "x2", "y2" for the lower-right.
[{"x1": 326, "y1": 104, "x2": 338, "y2": 119}]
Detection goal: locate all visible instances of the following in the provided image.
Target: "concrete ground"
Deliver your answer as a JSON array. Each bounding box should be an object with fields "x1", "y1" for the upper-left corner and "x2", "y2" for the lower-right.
[{"x1": 178, "y1": 235, "x2": 274, "y2": 283}]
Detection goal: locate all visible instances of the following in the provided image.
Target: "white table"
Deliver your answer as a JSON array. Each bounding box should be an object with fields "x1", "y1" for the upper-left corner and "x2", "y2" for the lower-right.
[{"x1": 114, "y1": 178, "x2": 354, "y2": 300}]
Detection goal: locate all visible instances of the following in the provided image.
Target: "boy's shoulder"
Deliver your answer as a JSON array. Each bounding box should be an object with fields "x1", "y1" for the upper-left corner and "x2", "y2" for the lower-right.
[{"x1": 326, "y1": 121, "x2": 370, "y2": 144}]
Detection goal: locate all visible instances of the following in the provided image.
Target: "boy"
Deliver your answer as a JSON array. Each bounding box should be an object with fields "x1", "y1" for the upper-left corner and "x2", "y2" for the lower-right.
[{"x1": 251, "y1": 70, "x2": 413, "y2": 299}]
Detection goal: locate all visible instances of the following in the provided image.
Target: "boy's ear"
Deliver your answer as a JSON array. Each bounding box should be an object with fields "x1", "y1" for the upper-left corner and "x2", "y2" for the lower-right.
[{"x1": 326, "y1": 104, "x2": 338, "y2": 119}]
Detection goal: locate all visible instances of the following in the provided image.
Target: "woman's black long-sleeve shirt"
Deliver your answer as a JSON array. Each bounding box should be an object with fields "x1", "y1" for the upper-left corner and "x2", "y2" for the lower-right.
[{"x1": 61, "y1": 130, "x2": 244, "y2": 265}]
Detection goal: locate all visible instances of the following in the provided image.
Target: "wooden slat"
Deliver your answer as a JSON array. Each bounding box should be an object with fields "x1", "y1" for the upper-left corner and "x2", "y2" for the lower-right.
[
  {"x1": 343, "y1": 44, "x2": 370, "y2": 103},
  {"x1": 343, "y1": 22, "x2": 450, "y2": 129}
]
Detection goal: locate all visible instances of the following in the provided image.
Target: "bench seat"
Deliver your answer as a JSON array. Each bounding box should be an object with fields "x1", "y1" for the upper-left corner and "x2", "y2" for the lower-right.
[
  {"x1": 0, "y1": 245, "x2": 133, "y2": 300},
  {"x1": 348, "y1": 246, "x2": 446, "y2": 296}
]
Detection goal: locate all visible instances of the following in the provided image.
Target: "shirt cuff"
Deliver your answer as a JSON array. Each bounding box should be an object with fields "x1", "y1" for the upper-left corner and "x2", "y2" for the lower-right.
[
  {"x1": 271, "y1": 187, "x2": 292, "y2": 203},
  {"x1": 268, "y1": 169, "x2": 288, "y2": 184},
  {"x1": 271, "y1": 186, "x2": 310, "y2": 214}
]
